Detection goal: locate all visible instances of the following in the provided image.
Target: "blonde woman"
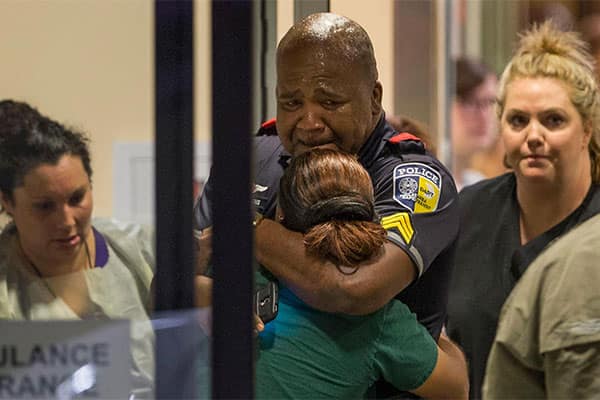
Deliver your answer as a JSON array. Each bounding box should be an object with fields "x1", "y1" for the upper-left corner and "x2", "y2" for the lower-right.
[{"x1": 446, "y1": 21, "x2": 600, "y2": 399}]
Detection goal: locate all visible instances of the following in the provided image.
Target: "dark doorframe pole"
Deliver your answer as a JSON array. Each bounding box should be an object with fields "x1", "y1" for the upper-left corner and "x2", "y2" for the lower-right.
[
  {"x1": 154, "y1": 0, "x2": 195, "y2": 398},
  {"x1": 154, "y1": 0, "x2": 195, "y2": 313},
  {"x1": 212, "y1": 1, "x2": 255, "y2": 398},
  {"x1": 294, "y1": 0, "x2": 329, "y2": 21}
]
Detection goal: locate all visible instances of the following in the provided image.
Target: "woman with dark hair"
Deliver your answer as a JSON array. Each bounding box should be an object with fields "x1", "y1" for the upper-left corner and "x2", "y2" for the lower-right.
[
  {"x1": 0, "y1": 100, "x2": 154, "y2": 398},
  {"x1": 254, "y1": 148, "x2": 468, "y2": 399},
  {"x1": 386, "y1": 114, "x2": 437, "y2": 156},
  {"x1": 0, "y1": 100, "x2": 44, "y2": 229},
  {"x1": 451, "y1": 56, "x2": 502, "y2": 189}
]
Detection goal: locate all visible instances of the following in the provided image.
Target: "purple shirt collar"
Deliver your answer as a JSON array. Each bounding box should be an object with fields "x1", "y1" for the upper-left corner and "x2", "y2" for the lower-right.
[{"x1": 93, "y1": 227, "x2": 109, "y2": 267}]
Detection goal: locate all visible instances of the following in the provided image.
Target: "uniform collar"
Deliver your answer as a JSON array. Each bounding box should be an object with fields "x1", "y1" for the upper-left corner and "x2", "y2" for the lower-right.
[{"x1": 357, "y1": 113, "x2": 395, "y2": 168}]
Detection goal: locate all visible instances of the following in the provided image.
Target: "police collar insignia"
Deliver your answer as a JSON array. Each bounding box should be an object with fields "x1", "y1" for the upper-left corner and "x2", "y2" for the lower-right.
[{"x1": 253, "y1": 184, "x2": 269, "y2": 193}]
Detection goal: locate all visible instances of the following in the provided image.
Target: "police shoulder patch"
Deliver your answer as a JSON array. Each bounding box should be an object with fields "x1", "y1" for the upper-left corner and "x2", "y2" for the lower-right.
[{"x1": 392, "y1": 162, "x2": 441, "y2": 213}]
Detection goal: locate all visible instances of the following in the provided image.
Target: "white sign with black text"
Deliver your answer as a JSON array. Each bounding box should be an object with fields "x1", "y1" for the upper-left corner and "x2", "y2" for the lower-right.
[{"x1": 0, "y1": 320, "x2": 130, "y2": 399}]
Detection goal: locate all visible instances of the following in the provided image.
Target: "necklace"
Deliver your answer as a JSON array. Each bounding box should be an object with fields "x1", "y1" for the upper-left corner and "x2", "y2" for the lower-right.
[{"x1": 26, "y1": 238, "x2": 93, "y2": 298}]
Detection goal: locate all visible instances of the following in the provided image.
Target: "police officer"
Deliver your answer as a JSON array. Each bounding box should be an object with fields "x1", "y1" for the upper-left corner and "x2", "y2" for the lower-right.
[{"x1": 195, "y1": 12, "x2": 460, "y2": 397}]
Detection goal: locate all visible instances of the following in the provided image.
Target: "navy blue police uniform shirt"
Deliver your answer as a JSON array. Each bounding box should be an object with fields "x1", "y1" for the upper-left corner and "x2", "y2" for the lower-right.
[{"x1": 193, "y1": 115, "x2": 459, "y2": 339}]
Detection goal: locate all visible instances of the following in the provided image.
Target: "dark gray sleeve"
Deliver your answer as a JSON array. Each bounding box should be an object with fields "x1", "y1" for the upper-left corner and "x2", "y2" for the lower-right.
[{"x1": 193, "y1": 135, "x2": 284, "y2": 230}]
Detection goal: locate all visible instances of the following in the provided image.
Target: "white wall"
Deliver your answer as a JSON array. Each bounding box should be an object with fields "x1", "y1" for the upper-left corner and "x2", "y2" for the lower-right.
[{"x1": 331, "y1": 0, "x2": 395, "y2": 114}]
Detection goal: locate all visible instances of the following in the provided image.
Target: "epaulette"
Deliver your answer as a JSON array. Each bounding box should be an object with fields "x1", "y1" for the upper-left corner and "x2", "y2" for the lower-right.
[
  {"x1": 386, "y1": 132, "x2": 426, "y2": 155},
  {"x1": 256, "y1": 118, "x2": 278, "y2": 136}
]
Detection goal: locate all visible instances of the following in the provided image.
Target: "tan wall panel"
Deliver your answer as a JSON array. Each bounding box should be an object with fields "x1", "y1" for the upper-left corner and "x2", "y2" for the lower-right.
[
  {"x1": 277, "y1": 0, "x2": 295, "y2": 43},
  {"x1": 0, "y1": 0, "x2": 393, "y2": 218},
  {"x1": 195, "y1": 0, "x2": 212, "y2": 141},
  {"x1": 0, "y1": 0, "x2": 153, "y2": 218},
  {"x1": 330, "y1": 0, "x2": 395, "y2": 114}
]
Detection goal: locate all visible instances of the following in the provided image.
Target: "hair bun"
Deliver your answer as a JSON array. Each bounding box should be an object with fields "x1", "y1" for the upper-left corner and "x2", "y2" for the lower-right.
[{"x1": 306, "y1": 194, "x2": 374, "y2": 227}]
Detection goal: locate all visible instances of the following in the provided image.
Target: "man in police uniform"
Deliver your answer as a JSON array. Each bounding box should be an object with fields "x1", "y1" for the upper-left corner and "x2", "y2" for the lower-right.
[{"x1": 194, "y1": 12, "x2": 460, "y2": 397}]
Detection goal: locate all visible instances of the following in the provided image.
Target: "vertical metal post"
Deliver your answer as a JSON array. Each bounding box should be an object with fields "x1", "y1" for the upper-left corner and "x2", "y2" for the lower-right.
[
  {"x1": 212, "y1": 1, "x2": 255, "y2": 398},
  {"x1": 435, "y1": 0, "x2": 453, "y2": 168},
  {"x1": 261, "y1": 0, "x2": 278, "y2": 122},
  {"x1": 154, "y1": 0, "x2": 195, "y2": 398},
  {"x1": 294, "y1": 0, "x2": 329, "y2": 21}
]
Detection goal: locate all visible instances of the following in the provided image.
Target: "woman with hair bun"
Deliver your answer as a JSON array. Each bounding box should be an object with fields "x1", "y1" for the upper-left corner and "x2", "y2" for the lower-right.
[
  {"x1": 447, "y1": 21, "x2": 600, "y2": 399},
  {"x1": 276, "y1": 148, "x2": 387, "y2": 270},
  {"x1": 255, "y1": 148, "x2": 468, "y2": 399}
]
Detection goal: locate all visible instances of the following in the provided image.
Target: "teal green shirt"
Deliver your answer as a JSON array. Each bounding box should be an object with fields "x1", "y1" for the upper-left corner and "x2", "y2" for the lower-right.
[{"x1": 255, "y1": 285, "x2": 437, "y2": 399}]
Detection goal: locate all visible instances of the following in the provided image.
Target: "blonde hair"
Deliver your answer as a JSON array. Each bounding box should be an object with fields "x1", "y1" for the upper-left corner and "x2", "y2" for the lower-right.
[{"x1": 497, "y1": 21, "x2": 600, "y2": 183}]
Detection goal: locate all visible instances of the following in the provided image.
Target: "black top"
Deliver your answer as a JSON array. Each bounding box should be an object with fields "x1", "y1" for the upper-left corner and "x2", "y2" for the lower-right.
[
  {"x1": 446, "y1": 173, "x2": 600, "y2": 399},
  {"x1": 194, "y1": 116, "x2": 460, "y2": 398}
]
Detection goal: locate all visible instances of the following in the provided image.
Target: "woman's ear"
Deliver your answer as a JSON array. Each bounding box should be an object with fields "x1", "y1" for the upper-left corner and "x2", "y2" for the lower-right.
[{"x1": 371, "y1": 81, "x2": 383, "y2": 117}]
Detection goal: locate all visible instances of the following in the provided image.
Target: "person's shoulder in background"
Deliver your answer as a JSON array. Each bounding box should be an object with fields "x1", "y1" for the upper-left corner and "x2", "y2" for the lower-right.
[
  {"x1": 386, "y1": 114, "x2": 437, "y2": 157},
  {"x1": 527, "y1": 212, "x2": 600, "y2": 347},
  {"x1": 485, "y1": 213, "x2": 600, "y2": 398}
]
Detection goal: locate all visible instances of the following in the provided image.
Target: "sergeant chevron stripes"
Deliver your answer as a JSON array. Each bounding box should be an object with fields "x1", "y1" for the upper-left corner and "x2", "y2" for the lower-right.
[{"x1": 381, "y1": 212, "x2": 414, "y2": 245}]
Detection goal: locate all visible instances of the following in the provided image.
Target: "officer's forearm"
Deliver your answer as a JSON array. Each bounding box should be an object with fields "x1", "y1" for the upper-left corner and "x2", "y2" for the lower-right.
[
  {"x1": 437, "y1": 333, "x2": 469, "y2": 398},
  {"x1": 194, "y1": 275, "x2": 213, "y2": 307},
  {"x1": 255, "y1": 219, "x2": 415, "y2": 315},
  {"x1": 194, "y1": 227, "x2": 212, "y2": 275}
]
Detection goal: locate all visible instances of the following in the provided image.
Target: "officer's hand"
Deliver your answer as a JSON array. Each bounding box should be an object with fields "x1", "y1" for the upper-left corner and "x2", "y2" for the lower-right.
[
  {"x1": 254, "y1": 314, "x2": 265, "y2": 336},
  {"x1": 195, "y1": 227, "x2": 212, "y2": 275}
]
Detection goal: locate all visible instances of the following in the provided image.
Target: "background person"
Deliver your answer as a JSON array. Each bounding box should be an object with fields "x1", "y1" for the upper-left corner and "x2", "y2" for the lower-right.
[
  {"x1": 579, "y1": 12, "x2": 600, "y2": 82},
  {"x1": 0, "y1": 100, "x2": 155, "y2": 398},
  {"x1": 255, "y1": 148, "x2": 467, "y2": 399},
  {"x1": 386, "y1": 114, "x2": 437, "y2": 156},
  {"x1": 451, "y1": 56, "x2": 502, "y2": 189},
  {"x1": 483, "y1": 212, "x2": 600, "y2": 398},
  {"x1": 446, "y1": 22, "x2": 600, "y2": 399}
]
